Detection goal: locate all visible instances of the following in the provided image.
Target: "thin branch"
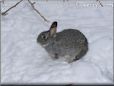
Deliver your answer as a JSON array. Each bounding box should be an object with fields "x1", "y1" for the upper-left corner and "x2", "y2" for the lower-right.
[
  {"x1": 1, "y1": 0, "x2": 23, "y2": 15},
  {"x1": 63, "y1": 0, "x2": 69, "y2": 2},
  {"x1": 96, "y1": 0, "x2": 103, "y2": 7},
  {"x1": 28, "y1": 0, "x2": 50, "y2": 23}
]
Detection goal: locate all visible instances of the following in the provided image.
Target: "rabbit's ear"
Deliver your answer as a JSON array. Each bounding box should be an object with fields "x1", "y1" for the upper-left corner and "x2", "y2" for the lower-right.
[{"x1": 49, "y1": 21, "x2": 57, "y2": 37}]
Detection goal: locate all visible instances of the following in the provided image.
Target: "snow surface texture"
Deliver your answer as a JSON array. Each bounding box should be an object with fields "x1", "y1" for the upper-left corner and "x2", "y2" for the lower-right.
[{"x1": 1, "y1": 0, "x2": 113, "y2": 84}]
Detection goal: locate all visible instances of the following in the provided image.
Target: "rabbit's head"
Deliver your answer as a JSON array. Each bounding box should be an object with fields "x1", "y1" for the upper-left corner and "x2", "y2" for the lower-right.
[{"x1": 37, "y1": 21, "x2": 57, "y2": 46}]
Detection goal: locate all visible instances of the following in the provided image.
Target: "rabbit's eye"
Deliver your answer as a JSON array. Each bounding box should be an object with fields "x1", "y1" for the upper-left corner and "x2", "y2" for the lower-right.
[{"x1": 42, "y1": 35, "x2": 47, "y2": 40}]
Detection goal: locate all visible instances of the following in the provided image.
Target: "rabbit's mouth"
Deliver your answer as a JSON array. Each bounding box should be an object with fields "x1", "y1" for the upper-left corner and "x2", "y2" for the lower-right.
[{"x1": 42, "y1": 43, "x2": 49, "y2": 47}]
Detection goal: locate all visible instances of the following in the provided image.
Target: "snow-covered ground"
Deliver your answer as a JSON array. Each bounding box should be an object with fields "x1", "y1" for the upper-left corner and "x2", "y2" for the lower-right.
[{"x1": 1, "y1": 0, "x2": 113, "y2": 84}]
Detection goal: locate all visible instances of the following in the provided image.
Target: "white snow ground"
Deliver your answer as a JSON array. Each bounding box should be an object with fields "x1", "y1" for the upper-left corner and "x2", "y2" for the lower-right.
[{"x1": 1, "y1": 0, "x2": 113, "y2": 84}]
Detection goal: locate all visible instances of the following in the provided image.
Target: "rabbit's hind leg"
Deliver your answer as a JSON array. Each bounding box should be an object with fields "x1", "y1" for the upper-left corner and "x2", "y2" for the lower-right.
[
  {"x1": 64, "y1": 55, "x2": 76, "y2": 63},
  {"x1": 74, "y1": 48, "x2": 88, "y2": 61}
]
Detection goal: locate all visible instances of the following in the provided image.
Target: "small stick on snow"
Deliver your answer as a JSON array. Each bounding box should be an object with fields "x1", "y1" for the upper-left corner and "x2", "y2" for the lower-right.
[
  {"x1": 1, "y1": 0, "x2": 23, "y2": 15},
  {"x1": 96, "y1": 0, "x2": 103, "y2": 7},
  {"x1": 28, "y1": 0, "x2": 50, "y2": 23}
]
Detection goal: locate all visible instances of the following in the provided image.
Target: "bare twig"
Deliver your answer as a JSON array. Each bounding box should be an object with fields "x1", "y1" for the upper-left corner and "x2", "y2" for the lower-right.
[
  {"x1": 63, "y1": 0, "x2": 69, "y2": 2},
  {"x1": 96, "y1": 0, "x2": 103, "y2": 7},
  {"x1": 1, "y1": 0, "x2": 23, "y2": 15},
  {"x1": 28, "y1": 0, "x2": 50, "y2": 23}
]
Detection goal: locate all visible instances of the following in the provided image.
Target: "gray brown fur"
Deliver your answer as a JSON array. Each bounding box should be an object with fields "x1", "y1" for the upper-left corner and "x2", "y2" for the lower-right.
[{"x1": 37, "y1": 21, "x2": 88, "y2": 63}]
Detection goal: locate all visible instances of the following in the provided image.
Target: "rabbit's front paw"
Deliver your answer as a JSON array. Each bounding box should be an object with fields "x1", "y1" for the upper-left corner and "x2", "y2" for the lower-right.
[{"x1": 50, "y1": 53, "x2": 59, "y2": 60}]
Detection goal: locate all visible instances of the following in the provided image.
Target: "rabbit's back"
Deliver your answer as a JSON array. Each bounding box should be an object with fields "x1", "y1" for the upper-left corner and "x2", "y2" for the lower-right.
[{"x1": 55, "y1": 29, "x2": 87, "y2": 48}]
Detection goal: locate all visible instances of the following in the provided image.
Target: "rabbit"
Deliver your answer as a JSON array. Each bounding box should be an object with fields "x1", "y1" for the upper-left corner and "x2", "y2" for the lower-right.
[{"x1": 37, "y1": 21, "x2": 88, "y2": 63}]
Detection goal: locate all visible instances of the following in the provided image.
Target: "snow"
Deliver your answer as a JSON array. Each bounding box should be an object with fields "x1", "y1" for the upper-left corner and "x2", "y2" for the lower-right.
[{"x1": 1, "y1": 0, "x2": 113, "y2": 84}]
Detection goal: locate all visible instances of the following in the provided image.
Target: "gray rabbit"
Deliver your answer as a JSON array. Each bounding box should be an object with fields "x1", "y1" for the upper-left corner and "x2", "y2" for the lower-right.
[{"x1": 37, "y1": 21, "x2": 88, "y2": 63}]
